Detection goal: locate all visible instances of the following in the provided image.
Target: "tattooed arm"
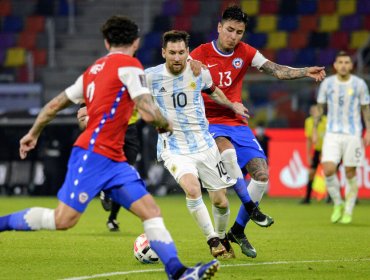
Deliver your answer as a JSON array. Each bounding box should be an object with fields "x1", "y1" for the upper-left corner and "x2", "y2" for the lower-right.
[
  {"x1": 133, "y1": 94, "x2": 173, "y2": 133},
  {"x1": 20, "y1": 91, "x2": 73, "y2": 159},
  {"x1": 260, "y1": 61, "x2": 326, "y2": 82},
  {"x1": 361, "y1": 105, "x2": 370, "y2": 146},
  {"x1": 210, "y1": 87, "x2": 249, "y2": 118}
]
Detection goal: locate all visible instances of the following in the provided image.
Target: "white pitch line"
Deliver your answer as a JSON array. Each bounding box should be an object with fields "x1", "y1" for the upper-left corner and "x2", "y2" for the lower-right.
[{"x1": 60, "y1": 258, "x2": 370, "y2": 280}]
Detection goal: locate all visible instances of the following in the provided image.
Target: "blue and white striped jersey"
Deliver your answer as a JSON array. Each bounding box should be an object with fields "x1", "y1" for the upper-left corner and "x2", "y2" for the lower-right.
[
  {"x1": 145, "y1": 63, "x2": 216, "y2": 159},
  {"x1": 317, "y1": 74, "x2": 370, "y2": 136}
]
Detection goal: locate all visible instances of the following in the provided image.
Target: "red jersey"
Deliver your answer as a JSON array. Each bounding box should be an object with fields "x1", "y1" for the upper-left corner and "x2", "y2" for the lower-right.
[
  {"x1": 190, "y1": 41, "x2": 266, "y2": 126},
  {"x1": 65, "y1": 52, "x2": 149, "y2": 161}
]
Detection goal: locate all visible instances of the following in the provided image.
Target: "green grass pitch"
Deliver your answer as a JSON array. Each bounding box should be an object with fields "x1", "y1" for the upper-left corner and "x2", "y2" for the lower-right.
[{"x1": 1, "y1": 195, "x2": 369, "y2": 280}]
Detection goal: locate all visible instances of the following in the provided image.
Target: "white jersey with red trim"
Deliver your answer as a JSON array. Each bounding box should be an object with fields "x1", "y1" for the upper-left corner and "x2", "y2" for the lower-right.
[{"x1": 65, "y1": 52, "x2": 149, "y2": 161}]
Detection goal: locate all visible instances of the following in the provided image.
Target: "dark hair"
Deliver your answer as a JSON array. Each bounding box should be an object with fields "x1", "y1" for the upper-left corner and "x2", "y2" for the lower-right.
[
  {"x1": 162, "y1": 30, "x2": 190, "y2": 48},
  {"x1": 335, "y1": 50, "x2": 351, "y2": 60},
  {"x1": 221, "y1": 5, "x2": 248, "y2": 26},
  {"x1": 101, "y1": 15, "x2": 139, "y2": 46}
]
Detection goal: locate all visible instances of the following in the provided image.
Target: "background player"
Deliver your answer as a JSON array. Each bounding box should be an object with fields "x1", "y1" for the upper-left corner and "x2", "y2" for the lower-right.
[
  {"x1": 301, "y1": 104, "x2": 327, "y2": 204},
  {"x1": 317, "y1": 51, "x2": 370, "y2": 224},
  {"x1": 146, "y1": 30, "x2": 272, "y2": 259},
  {"x1": 190, "y1": 5, "x2": 326, "y2": 258},
  {"x1": 0, "y1": 15, "x2": 219, "y2": 280}
]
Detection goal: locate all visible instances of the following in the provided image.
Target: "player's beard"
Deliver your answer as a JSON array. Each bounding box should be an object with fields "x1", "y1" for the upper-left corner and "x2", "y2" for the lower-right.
[{"x1": 169, "y1": 62, "x2": 185, "y2": 75}]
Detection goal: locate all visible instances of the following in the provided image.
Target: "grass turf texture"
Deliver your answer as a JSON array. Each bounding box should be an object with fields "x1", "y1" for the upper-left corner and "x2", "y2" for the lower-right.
[{"x1": 1, "y1": 195, "x2": 369, "y2": 280}]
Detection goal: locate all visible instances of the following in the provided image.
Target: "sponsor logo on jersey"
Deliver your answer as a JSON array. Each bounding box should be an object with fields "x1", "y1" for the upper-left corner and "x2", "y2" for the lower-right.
[
  {"x1": 207, "y1": 63, "x2": 218, "y2": 68},
  {"x1": 79, "y1": 192, "x2": 89, "y2": 204},
  {"x1": 279, "y1": 150, "x2": 308, "y2": 188},
  {"x1": 159, "y1": 87, "x2": 167, "y2": 93},
  {"x1": 232, "y1": 58, "x2": 243, "y2": 69}
]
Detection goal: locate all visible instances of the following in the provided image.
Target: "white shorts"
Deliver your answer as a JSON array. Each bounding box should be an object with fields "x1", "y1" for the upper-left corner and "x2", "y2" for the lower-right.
[
  {"x1": 161, "y1": 145, "x2": 236, "y2": 191},
  {"x1": 321, "y1": 132, "x2": 364, "y2": 167}
]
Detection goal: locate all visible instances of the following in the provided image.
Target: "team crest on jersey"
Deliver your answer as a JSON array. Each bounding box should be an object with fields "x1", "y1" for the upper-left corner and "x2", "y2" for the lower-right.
[
  {"x1": 190, "y1": 81, "x2": 196, "y2": 90},
  {"x1": 171, "y1": 165, "x2": 177, "y2": 174},
  {"x1": 347, "y1": 88, "x2": 354, "y2": 95},
  {"x1": 79, "y1": 192, "x2": 89, "y2": 204},
  {"x1": 232, "y1": 58, "x2": 243, "y2": 69}
]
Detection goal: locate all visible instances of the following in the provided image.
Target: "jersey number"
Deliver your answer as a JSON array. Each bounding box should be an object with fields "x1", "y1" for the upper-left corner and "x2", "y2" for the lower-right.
[
  {"x1": 253, "y1": 139, "x2": 263, "y2": 151},
  {"x1": 171, "y1": 92, "x2": 187, "y2": 108},
  {"x1": 86, "y1": 81, "x2": 95, "y2": 102},
  {"x1": 216, "y1": 161, "x2": 227, "y2": 178},
  {"x1": 218, "y1": 71, "x2": 232, "y2": 87}
]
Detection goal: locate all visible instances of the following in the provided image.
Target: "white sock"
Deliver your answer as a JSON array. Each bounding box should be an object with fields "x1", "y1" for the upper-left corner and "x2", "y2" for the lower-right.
[
  {"x1": 325, "y1": 174, "x2": 343, "y2": 206},
  {"x1": 24, "y1": 207, "x2": 56, "y2": 230},
  {"x1": 212, "y1": 205, "x2": 230, "y2": 239},
  {"x1": 143, "y1": 217, "x2": 173, "y2": 244},
  {"x1": 186, "y1": 196, "x2": 216, "y2": 240},
  {"x1": 221, "y1": 149, "x2": 243, "y2": 179},
  {"x1": 248, "y1": 179, "x2": 268, "y2": 203},
  {"x1": 344, "y1": 177, "x2": 358, "y2": 215}
]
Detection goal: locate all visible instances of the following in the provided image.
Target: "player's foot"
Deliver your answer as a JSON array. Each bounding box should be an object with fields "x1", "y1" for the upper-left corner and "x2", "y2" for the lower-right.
[
  {"x1": 100, "y1": 191, "x2": 112, "y2": 212},
  {"x1": 250, "y1": 207, "x2": 274, "y2": 227},
  {"x1": 227, "y1": 229, "x2": 256, "y2": 258},
  {"x1": 219, "y1": 237, "x2": 235, "y2": 259},
  {"x1": 107, "y1": 219, "x2": 120, "y2": 232},
  {"x1": 331, "y1": 204, "x2": 344, "y2": 223},
  {"x1": 339, "y1": 213, "x2": 352, "y2": 224},
  {"x1": 207, "y1": 237, "x2": 225, "y2": 257},
  {"x1": 178, "y1": 259, "x2": 220, "y2": 280}
]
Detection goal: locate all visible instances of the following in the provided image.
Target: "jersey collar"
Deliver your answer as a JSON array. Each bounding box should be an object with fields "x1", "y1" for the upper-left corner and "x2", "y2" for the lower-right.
[{"x1": 211, "y1": 40, "x2": 234, "y2": 57}]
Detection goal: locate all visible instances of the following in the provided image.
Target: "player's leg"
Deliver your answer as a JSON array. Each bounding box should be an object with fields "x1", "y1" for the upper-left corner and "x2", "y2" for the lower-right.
[
  {"x1": 110, "y1": 168, "x2": 219, "y2": 279},
  {"x1": 321, "y1": 133, "x2": 343, "y2": 223},
  {"x1": 301, "y1": 151, "x2": 320, "y2": 204}
]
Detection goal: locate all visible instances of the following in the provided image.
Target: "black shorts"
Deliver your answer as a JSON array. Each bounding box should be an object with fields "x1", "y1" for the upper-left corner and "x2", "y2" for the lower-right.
[
  {"x1": 124, "y1": 123, "x2": 140, "y2": 165},
  {"x1": 311, "y1": 150, "x2": 321, "y2": 169}
]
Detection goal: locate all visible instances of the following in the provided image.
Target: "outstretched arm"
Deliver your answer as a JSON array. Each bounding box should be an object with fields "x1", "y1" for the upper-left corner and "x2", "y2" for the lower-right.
[
  {"x1": 19, "y1": 91, "x2": 73, "y2": 159},
  {"x1": 209, "y1": 87, "x2": 249, "y2": 119},
  {"x1": 133, "y1": 94, "x2": 173, "y2": 133},
  {"x1": 260, "y1": 61, "x2": 326, "y2": 82},
  {"x1": 361, "y1": 105, "x2": 370, "y2": 146}
]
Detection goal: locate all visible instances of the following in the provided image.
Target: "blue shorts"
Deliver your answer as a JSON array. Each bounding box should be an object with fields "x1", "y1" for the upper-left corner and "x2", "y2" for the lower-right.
[
  {"x1": 58, "y1": 147, "x2": 148, "y2": 213},
  {"x1": 209, "y1": 124, "x2": 266, "y2": 170}
]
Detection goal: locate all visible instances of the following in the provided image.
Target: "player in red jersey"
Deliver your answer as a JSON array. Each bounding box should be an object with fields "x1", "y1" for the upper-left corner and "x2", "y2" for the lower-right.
[
  {"x1": 191, "y1": 5, "x2": 326, "y2": 258},
  {"x1": 0, "y1": 16, "x2": 220, "y2": 280}
]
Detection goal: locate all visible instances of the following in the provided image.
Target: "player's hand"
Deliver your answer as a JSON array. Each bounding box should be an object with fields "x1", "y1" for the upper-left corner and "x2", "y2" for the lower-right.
[
  {"x1": 77, "y1": 107, "x2": 89, "y2": 130},
  {"x1": 157, "y1": 120, "x2": 173, "y2": 135},
  {"x1": 19, "y1": 133, "x2": 38, "y2": 159},
  {"x1": 364, "y1": 130, "x2": 370, "y2": 146},
  {"x1": 231, "y1": 102, "x2": 250, "y2": 119},
  {"x1": 306, "y1": 66, "x2": 326, "y2": 82},
  {"x1": 189, "y1": 59, "x2": 206, "y2": 77}
]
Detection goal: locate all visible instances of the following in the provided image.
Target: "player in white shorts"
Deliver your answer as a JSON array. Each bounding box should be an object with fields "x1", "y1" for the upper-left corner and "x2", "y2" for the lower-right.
[
  {"x1": 146, "y1": 30, "x2": 272, "y2": 258},
  {"x1": 317, "y1": 51, "x2": 370, "y2": 224}
]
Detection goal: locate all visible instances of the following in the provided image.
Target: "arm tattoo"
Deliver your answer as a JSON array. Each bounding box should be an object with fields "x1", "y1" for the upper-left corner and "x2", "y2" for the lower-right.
[
  {"x1": 135, "y1": 94, "x2": 169, "y2": 129},
  {"x1": 261, "y1": 61, "x2": 307, "y2": 80},
  {"x1": 362, "y1": 105, "x2": 370, "y2": 130}
]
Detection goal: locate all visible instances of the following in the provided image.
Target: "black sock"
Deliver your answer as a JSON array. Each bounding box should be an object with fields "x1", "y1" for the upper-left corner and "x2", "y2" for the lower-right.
[
  {"x1": 243, "y1": 200, "x2": 256, "y2": 215},
  {"x1": 231, "y1": 222, "x2": 245, "y2": 235},
  {"x1": 108, "y1": 202, "x2": 121, "y2": 221},
  {"x1": 173, "y1": 266, "x2": 187, "y2": 279}
]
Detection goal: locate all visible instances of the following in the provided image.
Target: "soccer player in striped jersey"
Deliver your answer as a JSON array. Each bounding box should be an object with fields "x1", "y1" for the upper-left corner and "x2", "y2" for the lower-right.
[
  {"x1": 146, "y1": 30, "x2": 272, "y2": 259},
  {"x1": 190, "y1": 5, "x2": 326, "y2": 257},
  {"x1": 317, "y1": 51, "x2": 370, "y2": 224},
  {"x1": 0, "y1": 16, "x2": 219, "y2": 280}
]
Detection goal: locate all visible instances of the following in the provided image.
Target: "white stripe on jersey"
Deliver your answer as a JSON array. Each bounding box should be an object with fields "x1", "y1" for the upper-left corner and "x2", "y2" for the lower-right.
[
  {"x1": 317, "y1": 74, "x2": 370, "y2": 136},
  {"x1": 145, "y1": 63, "x2": 215, "y2": 159}
]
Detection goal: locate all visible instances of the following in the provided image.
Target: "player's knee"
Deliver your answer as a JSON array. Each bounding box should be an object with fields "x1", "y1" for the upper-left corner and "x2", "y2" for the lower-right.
[
  {"x1": 212, "y1": 197, "x2": 228, "y2": 209},
  {"x1": 185, "y1": 186, "x2": 201, "y2": 199},
  {"x1": 345, "y1": 168, "x2": 356, "y2": 179}
]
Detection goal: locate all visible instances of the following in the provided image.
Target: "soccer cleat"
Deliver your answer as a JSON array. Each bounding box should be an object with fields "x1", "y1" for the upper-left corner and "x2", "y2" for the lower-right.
[
  {"x1": 100, "y1": 191, "x2": 112, "y2": 212},
  {"x1": 339, "y1": 213, "x2": 352, "y2": 224},
  {"x1": 219, "y1": 237, "x2": 236, "y2": 259},
  {"x1": 250, "y1": 207, "x2": 274, "y2": 227},
  {"x1": 106, "y1": 219, "x2": 120, "y2": 232},
  {"x1": 178, "y1": 259, "x2": 220, "y2": 280},
  {"x1": 227, "y1": 229, "x2": 257, "y2": 258},
  {"x1": 331, "y1": 204, "x2": 344, "y2": 223},
  {"x1": 207, "y1": 237, "x2": 225, "y2": 257}
]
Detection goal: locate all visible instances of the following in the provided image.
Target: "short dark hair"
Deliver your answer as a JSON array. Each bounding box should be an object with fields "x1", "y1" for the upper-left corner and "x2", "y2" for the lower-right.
[
  {"x1": 221, "y1": 5, "x2": 248, "y2": 26},
  {"x1": 335, "y1": 50, "x2": 351, "y2": 60},
  {"x1": 162, "y1": 30, "x2": 190, "y2": 48},
  {"x1": 101, "y1": 15, "x2": 139, "y2": 46}
]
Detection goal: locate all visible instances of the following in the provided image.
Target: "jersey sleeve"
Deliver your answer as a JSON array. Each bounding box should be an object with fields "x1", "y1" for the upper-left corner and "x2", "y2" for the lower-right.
[
  {"x1": 189, "y1": 46, "x2": 203, "y2": 61},
  {"x1": 304, "y1": 118, "x2": 313, "y2": 138},
  {"x1": 65, "y1": 75, "x2": 84, "y2": 104},
  {"x1": 201, "y1": 68, "x2": 214, "y2": 89},
  {"x1": 251, "y1": 50, "x2": 268, "y2": 69},
  {"x1": 360, "y1": 79, "x2": 370, "y2": 105},
  {"x1": 317, "y1": 79, "x2": 328, "y2": 104},
  {"x1": 118, "y1": 66, "x2": 150, "y2": 100}
]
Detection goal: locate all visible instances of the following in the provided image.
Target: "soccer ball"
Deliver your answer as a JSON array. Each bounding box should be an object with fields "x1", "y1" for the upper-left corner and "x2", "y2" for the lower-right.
[{"x1": 133, "y1": 233, "x2": 159, "y2": 264}]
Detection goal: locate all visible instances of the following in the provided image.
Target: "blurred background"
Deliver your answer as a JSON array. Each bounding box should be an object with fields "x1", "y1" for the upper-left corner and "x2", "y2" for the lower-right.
[{"x1": 0, "y1": 0, "x2": 369, "y2": 197}]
